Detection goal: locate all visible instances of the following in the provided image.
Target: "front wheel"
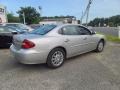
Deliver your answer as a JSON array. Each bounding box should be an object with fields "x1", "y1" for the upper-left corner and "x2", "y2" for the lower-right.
[
  {"x1": 95, "y1": 40, "x2": 104, "y2": 52},
  {"x1": 47, "y1": 48, "x2": 66, "y2": 68}
]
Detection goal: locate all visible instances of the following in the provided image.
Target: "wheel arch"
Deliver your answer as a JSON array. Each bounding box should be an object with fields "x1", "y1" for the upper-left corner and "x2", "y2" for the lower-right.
[
  {"x1": 48, "y1": 46, "x2": 67, "y2": 58},
  {"x1": 100, "y1": 38, "x2": 106, "y2": 45},
  {"x1": 46, "y1": 46, "x2": 67, "y2": 68}
]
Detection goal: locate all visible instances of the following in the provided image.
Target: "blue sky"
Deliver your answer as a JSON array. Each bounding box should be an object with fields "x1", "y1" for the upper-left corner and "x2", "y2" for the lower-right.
[{"x1": 0, "y1": 0, "x2": 120, "y2": 21}]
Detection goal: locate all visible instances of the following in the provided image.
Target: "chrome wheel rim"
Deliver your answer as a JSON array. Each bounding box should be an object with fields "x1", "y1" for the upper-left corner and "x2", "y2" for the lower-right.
[
  {"x1": 51, "y1": 51, "x2": 64, "y2": 66},
  {"x1": 98, "y1": 42, "x2": 104, "y2": 51}
]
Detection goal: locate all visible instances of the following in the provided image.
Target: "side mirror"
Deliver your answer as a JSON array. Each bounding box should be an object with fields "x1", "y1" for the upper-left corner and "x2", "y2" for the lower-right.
[
  {"x1": 91, "y1": 30, "x2": 96, "y2": 35},
  {"x1": 23, "y1": 29, "x2": 29, "y2": 31},
  {"x1": 11, "y1": 31, "x2": 17, "y2": 34}
]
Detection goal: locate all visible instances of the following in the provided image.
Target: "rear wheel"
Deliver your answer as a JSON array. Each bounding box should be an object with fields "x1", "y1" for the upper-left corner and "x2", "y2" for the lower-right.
[
  {"x1": 95, "y1": 40, "x2": 104, "y2": 52},
  {"x1": 47, "y1": 48, "x2": 66, "y2": 68}
]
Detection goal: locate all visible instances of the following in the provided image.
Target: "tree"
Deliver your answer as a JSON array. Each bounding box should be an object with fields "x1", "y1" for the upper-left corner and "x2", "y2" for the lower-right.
[
  {"x1": 17, "y1": 6, "x2": 41, "y2": 24},
  {"x1": 88, "y1": 15, "x2": 120, "y2": 27},
  {"x1": 7, "y1": 13, "x2": 20, "y2": 23}
]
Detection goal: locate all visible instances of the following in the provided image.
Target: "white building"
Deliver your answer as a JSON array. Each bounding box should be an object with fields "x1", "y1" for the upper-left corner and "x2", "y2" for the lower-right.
[
  {"x1": 39, "y1": 20, "x2": 63, "y2": 25},
  {"x1": 39, "y1": 17, "x2": 79, "y2": 25},
  {"x1": 0, "y1": 4, "x2": 7, "y2": 23}
]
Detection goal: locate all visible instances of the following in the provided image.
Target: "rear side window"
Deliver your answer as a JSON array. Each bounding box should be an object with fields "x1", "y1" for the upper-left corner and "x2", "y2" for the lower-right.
[{"x1": 60, "y1": 26, "x2": 80, "y2": 35}]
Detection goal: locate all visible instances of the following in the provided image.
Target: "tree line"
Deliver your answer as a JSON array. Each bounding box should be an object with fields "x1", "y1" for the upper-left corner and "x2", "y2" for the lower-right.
[{"x1": 88, "y1": 15, "x2": 120, "y2": 27}]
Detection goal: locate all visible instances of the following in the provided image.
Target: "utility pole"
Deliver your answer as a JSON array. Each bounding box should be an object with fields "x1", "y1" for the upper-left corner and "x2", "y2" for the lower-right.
[
  {"x1": 81, "y1": 0, "x2": 93, "y2": 26},
  {"x1": 80, "y1": 11, "x2": 83, "y2": 24},
  {"x1": 23, "y1": 12, "x2": 26, "y2": 24},
  {"x1": 86, "y1": 0, "x2": 92, "y2": 26},
  {"x1": 38, "y1": 6, "x2": 42, "y2": 16},
  {"x1": 5, "y1": 6, "x2": 8, "y2": 23},
  {"x1": 118, "y1": 26, "x2": 120, "y2": 39}
]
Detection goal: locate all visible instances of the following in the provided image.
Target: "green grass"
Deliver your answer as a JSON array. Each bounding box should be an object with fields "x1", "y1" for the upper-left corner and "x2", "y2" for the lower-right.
[
  {"x1": 106, "y1": 35, "x2": 120, "y2": 42},
  {"x1": 97, "y1": 32, "x2": 120, "y2": 43}
]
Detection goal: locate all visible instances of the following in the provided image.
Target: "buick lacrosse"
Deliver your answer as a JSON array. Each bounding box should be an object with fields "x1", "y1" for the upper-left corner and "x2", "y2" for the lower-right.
[{"x1": 10, "y1": 24, "x2": 106, "y2": 68}]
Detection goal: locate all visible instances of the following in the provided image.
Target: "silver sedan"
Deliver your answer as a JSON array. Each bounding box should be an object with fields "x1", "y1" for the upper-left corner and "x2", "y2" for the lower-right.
[{"x1": 10, "y1": 24, "x2": 106, "y2": 68}]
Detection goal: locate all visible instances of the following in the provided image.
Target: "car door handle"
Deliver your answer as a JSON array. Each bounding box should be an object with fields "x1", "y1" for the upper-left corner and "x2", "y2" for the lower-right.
[
  {"x1": 83, "y1": 37, "x2": 87, "y2": 40},
  {"x1": 64, "y1": 39, "x2": 70, "y2": 42}
]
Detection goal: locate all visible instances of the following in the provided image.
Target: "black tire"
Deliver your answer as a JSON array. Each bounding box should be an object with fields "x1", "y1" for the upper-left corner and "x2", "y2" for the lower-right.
[
  {"x1": 95, "y1": 40, "x2": 104, "y2": 52},
  {"x1": 47, "y1": 48, "x2": 66, "y2": 68}
]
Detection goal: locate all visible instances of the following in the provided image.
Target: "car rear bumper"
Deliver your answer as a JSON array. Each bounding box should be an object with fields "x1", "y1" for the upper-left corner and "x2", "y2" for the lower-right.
[{"x1": 10, "y1": 45, "x2": 48, "y2": 64}]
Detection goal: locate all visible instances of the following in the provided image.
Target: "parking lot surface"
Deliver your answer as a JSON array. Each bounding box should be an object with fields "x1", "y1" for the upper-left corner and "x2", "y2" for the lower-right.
[{"x1": 0, "y1": 42, "x2": 120, "y2": 90}]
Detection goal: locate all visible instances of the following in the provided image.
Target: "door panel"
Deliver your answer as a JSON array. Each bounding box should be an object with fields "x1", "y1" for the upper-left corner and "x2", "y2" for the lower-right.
[
  {"x1": 0, "y1": 33, "x2": 4, "y2": 45},
  {"x1": 3, "y1": 32, "x2": 13, "y2": 45},
  {"x1": 78, "y1": 26, "x2": 97, "y2": 52},
  {"x1": 64, "y1": 36, "x2": 86, "y2": 56},
  {"x1": 81, "y1": 35, "x2": 97, "y2": 52},
  {"x1": 60, "y1": 25, "x2": 86, "y2": 56},
  {"x1": 0, "y1": 32, "x2": 13, "y2": 46},
  {"x1": 60, "y1": 25, "x2": 97, "y2": 57}
]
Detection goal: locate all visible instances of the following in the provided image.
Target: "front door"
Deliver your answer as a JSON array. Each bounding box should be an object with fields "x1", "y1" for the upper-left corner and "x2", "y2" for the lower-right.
[
  {"x1": 78, "y1": 26, "x2": 97, "y2": 52},
  {"x1": 60, "y1": 25, "x2": 87, "y2": 57}
]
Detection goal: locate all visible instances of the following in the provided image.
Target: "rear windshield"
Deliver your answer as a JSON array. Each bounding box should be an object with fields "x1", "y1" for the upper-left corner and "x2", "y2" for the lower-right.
[{"x1": 30, "y1": 25, "x2": 57, "y2": 35}]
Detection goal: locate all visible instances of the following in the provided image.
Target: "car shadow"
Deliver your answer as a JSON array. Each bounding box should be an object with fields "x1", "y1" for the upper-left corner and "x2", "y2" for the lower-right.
[
  {"x1": 65, "y1": 51, "x2": 95, "y2": 63},
  {"x1": 15, "y1": 51, "x2": 95, "y2": 70},
  {"x1": 14, "y1": 61, "x2": 50, "y2": 70}
]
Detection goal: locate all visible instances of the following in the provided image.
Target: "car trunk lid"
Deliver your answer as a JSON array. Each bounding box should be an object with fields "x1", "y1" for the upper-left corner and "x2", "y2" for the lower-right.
[{"x1": 13, "y1": 33, "x2": 43, "y2": 50}]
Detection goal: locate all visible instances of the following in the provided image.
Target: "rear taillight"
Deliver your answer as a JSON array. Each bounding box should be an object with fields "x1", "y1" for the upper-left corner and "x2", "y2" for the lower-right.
[{"x1": 22, "y1": 39, "x2": 35, "y2": 49}]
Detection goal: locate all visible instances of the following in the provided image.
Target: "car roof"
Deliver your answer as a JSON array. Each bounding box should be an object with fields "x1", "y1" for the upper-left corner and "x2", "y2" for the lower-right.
[
  {"x1": 55, "y1": 24, "x2": 87, "y2": 29},
  {"x1": 2, "y1": 23, "x2": 22, "y2": 24},
  {"x1": 0, "y1": 23, "x2": 24, "y2": 26}
]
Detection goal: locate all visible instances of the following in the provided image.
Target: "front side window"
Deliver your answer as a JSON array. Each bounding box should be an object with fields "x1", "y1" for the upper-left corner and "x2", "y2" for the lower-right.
[
  {"x1": 0, "y1": 27, "x2": 11, "y2": 33},
  {"x1": 6, "y1": 24, "x2": 16, "y2": 28},
  {"x1": 6, "y1": 24, "x2": 28, "y2": 30},
  {"x1": 78, "y1": 26, "x2": 91, "y2": 35},
  {"x1": 61, "y1": 26, "x2": 80, "y2": 35},
  {"x1": 0, "y1": 27, "x2": 5, "y2": 32}
]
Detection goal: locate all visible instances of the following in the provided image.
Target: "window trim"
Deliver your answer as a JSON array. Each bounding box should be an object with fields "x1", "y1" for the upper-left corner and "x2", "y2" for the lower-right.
[
  {"x1": 78, "y1": 26, "x2": 92, "y2": 35},
  {"x1": 58, "y1": 25, "x2": 92, "y2": 35}
]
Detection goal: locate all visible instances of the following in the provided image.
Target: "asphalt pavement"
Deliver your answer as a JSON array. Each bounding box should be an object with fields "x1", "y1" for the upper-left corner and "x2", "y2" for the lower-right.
[{"x1": 0, "y1": 42, "x2": 120, "y2": 90}]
